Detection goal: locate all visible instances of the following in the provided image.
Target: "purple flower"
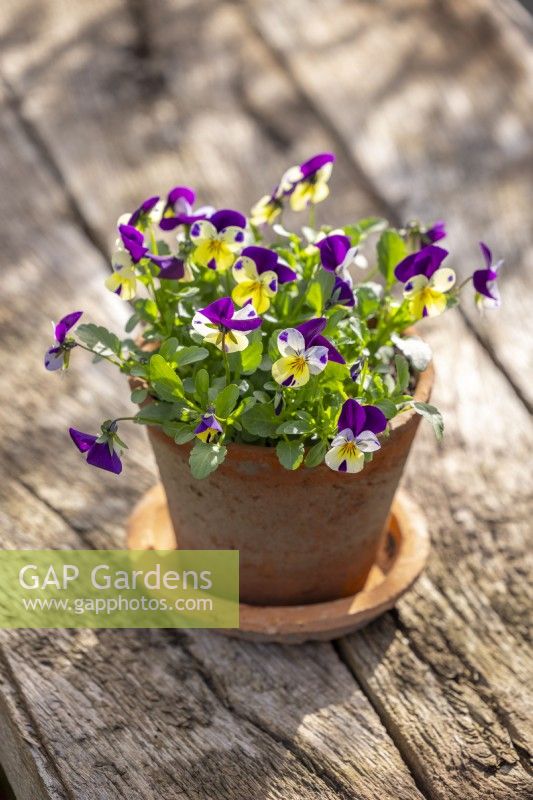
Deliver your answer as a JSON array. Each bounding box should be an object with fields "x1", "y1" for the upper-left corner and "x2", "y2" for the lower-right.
[
  {"x1": 315, "y1": 234, "x2": 357, "y2": 273},
  {"x1": 331, "y1": 276, "x2": 355, "y2": 307},
  {"x1": 338, "y1": 398, "x2": 387, "y2": 437},
  {"x1": 296, "y1": 318, "x2": 345, "y2": 364},
  {"x1": 194, "y1": 414, "x2": 223, "y2": 443},
  {"x1": 69, "y1": 422, "x2": 123, "y2": 474},
  {"x1": 127, "y1": 196, "x2": 160, "y2": 227},
  {"x1": 299, "y1": 152, "x2": 336, "y2": 180},
  {"x1": 472, "y1": 242, "x2": 502, "y2": 311},
  {"x1": 159, "y1": 186, "x2": 213, "y2": 230},
  {"x1": 394, "y1": 245, "x2": 448, "y2": 283},
  {"x1": 209, "y1": 209, "x2": 247, "y2": 233},
  {"x1": 192, "y1": 297, "x2": 261, "y2": 353},
  {"x1": 325, "y1": 399, "x2": 386, "y2": 473},
  {"x1": 118, "y1": 224, "x2": 148, "y2": 263},
  {"x1": 423, "y1": 220, "x2": 446, "y2": 244},
  {"x1": 149, "y1": 254, "x2": 186, "y2": 280},
  {"x1": 44, "y1": 311, "x2": 83, "y2": 371}
]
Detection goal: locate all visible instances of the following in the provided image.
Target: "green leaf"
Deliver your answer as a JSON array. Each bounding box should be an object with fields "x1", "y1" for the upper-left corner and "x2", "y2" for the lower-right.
[
  {"x1": 189, "y1": 442, "x2": 227, "y2": 479},
  {"x1": 392, "y1": 334, "x2": 433, "y2": 371},
  {"x1": 344, "y1": 217, "x2": 387, "y2": 243},
  {"x1": 159, "y1": 338, "x2": 180, "y2": 362},
  {"x1": 162, "y1": 421, "x2": 196, "y2": 444},
  {"x1": 413, "y1": 402, "x2": 444, "y2": 440},
  {"x1": 394, "y1": 354, "x2": 410, "y2": 393},
  {"x1": 304, "y1": 440, "x2": 328, "y2": 468},
  {"x1": 375, "y1": 398, "x2": 398, "y2": 419},
  {"x1": 125, "y1": 313, "x2": 141, "y2": 333},
  {"x1": 239, "y1": 330, "x2": 263, "y2": 374},
  {"x1": 215, "y1": 384, "x2": 240, "y2": 419},
  {"x1": 76, "y1": 324, "x2": 121, "y2": 357},
  {"x1": 175, "y1": 346, "x2": 209, "y2": 367},
  {"x1": 377, "y1": 230, "x2": 407, "y2": 285},
  {"x1": 276, "y1": 440, "x2": 305, "y2": 470},
  {"x1": 306, "y1": 271, "x2": 335, "y2": 313},
  {"x1": 149, "y1": 354, "x2": 184, "y2": 402},
  {"x1": 241, "y1": 403, "x2": 278, "y2": 437},
  {"x1": 276, "y1": 419, "x2": 312, "y2": 435},
  {"x1": 130, "y1": 388, "x2": 147, "y2": 404},
  {"x1": 195, "y1": 369, "x2": 209, "y2": 404},
  {"x1": 135, "y1": 402, "x2": 179, "y2": 423},
  {"x1": 355, "y1": 283, "x2": 382, "y2": 318}
]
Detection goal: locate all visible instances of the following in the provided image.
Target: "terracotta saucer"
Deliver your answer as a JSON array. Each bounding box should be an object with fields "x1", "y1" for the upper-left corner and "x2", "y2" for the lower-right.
[{"x1": 127, "y1": 484, "x2": 429, "y2": 644}]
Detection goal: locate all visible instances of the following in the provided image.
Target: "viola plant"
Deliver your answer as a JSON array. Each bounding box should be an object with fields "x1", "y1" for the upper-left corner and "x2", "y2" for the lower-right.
[{"x1": 45, "y1": 153, "x2": 502, "y2": 478}]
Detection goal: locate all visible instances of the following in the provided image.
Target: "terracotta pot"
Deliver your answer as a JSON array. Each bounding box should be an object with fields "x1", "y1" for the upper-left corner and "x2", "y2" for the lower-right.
[{"x1": 135, "y1": 363, "x2": 433, "y2": 606}]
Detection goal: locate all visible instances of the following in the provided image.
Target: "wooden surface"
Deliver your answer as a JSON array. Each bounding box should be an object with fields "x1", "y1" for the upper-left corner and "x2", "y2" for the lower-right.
[{"x1": 0, "y1": 0, "x2": 531, "y2": 798}]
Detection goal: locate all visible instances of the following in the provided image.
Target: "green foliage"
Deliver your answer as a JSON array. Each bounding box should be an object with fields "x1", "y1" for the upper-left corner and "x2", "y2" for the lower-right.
[
  {"x1": 377, "y1": 229, "x2": 407, "y2": 286},
  {"x1": 149, "y1": 354, "x2": 184, "y2": 402},
  {"x1": 215, "y1": 384, "x2": 240, "y2": 419},
  {"x1": 76, "y1": 324, "x2": 122, "y2": 357},
  {"x1": 189, "y1": 442, "x2": 227, "y2": 479},
  {"x1": 276, "y1": 440, "x2": 305, "y2": 470},
  {"x1": 413, "y1": 402, "x2": 444, "y2": 440},
  {"x1": 240, "y1": 403, "x2": 278, "y2": 438}
]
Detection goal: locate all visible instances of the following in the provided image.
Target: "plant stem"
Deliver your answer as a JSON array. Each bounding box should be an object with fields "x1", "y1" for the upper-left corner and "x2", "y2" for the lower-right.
[
  {"x1": 76, "y1": 342, "x2": 123, "y2": 367},
  {"x1": 221, "y1": 333, "x2": 231, "y2": 384}
]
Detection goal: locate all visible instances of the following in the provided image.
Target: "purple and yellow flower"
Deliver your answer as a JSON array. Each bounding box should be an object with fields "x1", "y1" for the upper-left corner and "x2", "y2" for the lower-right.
[
  {"x1": 192, "y1": 296, "x2": 261, "y2": 353},
  {"x1": 194, "y1": 413, "x2": 223, "y2": 443},
  {"x1": 190, "y1": 209, "x2": 247, "y2": 271},
  {"x1": 287, "y1": 153, "x2": 336, "y2": 212},
  {"x1": 159, "y1": 186, "x2": 214, "y2": 230},
  {"x1": 44, "y1": 311, "x2": 83, "y2": 371},
  {"x1": 473, "y1": 242, "x2": 502, "y2": 311},
  {"x1": 325, "y1": 398, "x2": 386, "y2": 473},
  {"x1": 105, "y1": 225, "x2": 149, "y2": 300},
  {"x1": 232, "y1": 246, "x2": 296, "y2": 314},
  {"x1": 250, "y1": 193, "x2": 283, "y2": 227},
  {"x1": 69, "y1": 421, "x2": 125, "y2": 475},
  {"x1": 272, "y1": 328, "x2": 329, "y2": 388},
  {"x1": 395, "y1": 244, "x2": 455, "y2": 318}
]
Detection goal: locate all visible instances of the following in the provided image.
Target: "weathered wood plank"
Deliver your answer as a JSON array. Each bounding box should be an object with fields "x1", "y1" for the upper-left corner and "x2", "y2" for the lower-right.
[
  {"x1": 0, "y1": 1, "x2": 532, "y2": 798},
  {"x1": 0, "y1": 91, "x2": 424, "y2": 798},
  {"x1": 245, "y1": 0, "x2": 533, "y2": 411}
]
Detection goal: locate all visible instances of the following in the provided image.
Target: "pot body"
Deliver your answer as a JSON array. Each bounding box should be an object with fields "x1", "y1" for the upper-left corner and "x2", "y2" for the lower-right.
[{"x1": 144, "y1": 366, "x2": 433, "y2": 606}]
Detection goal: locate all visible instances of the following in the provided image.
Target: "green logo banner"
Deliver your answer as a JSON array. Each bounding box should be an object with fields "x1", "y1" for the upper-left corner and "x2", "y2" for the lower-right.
[{"x1": 0, "y1": 550, "x2": 239, "y2": 629}]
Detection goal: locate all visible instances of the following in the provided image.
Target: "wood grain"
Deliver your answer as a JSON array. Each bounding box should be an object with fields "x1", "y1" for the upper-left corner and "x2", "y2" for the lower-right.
[
  {"x1": 0, "y1": 1, "x2": 531, "y2": 798},
  {"x1": 245, "y1": 0, "x2": 533, "y2": 411},
  {"x1": 0, "y1": 77, "x2": 423, "y2": 799}
]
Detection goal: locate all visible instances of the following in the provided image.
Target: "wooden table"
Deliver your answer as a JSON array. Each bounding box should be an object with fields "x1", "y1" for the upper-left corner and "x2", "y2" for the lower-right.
[{"x1": 0, "y1": 1, "x2": 531, "y2": 797}]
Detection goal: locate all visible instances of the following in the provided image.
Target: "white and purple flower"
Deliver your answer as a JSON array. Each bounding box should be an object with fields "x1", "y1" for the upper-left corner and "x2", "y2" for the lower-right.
[
  {"x1": 69, "y1": 421, "x2": 125, "y2": 475},
  {"x1": 44, "y1": 311, "x2": 83, "y2": 371},
  {"x1": 325, "y1": 399, "x2": 386, "y2": 473},
  {"x1": 232, "y1": 246, "x2": 297, "y2": 313},
  {"x1": 395, "y1": 244, "x2": 456, "y2": 318},
  {"x1": 192, "y1": 296, "x2": 261, "y2": 353},
  {"x1": 190, "y1": 209, "x2": 247, "y2": 271},
  {"x1": 472, "y1": 242, "x2": 502, "y2": 311},
  {"x1": 272, "y1": 318, "x2": 344, "y2": 388}
]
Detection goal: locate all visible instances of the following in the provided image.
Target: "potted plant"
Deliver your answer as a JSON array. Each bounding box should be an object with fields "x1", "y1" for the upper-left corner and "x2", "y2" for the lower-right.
[{"x1": 45, "y1": 153, "x2": 502, "y2": 606}]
